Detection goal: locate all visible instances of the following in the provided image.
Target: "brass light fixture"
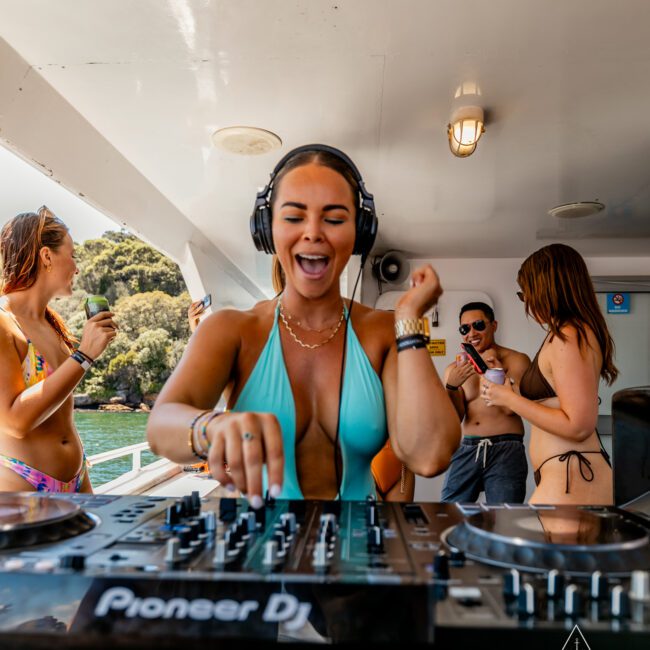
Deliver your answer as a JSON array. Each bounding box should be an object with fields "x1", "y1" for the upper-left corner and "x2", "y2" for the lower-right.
[{"x1": 447, "y1": 106, "x2": 485, "y2": 157}]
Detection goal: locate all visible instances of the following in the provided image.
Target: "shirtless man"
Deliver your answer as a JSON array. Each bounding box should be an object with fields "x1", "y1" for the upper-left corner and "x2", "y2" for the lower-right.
[{"x1": 441, "y1": 302, "x2": 531, "y2": 503}]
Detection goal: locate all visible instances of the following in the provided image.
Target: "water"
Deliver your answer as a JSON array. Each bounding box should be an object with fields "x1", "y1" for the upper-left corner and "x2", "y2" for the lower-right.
[{"x1": 75, "y1": 411, "x2": 159, "y2": 487}]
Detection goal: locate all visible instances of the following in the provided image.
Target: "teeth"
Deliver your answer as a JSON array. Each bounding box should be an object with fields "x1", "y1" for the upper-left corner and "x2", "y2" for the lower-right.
[{"x1": 298, "y1": 254, "x2": 327, "y2": 260}]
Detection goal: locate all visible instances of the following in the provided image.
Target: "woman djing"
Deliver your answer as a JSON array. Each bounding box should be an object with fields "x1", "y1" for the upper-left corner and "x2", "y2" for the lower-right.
[
  {"x1": 147, "y1": 145, "x2": 460, "y2": 505},
  {"x1": 482, "y1": 244, "x2": 618, "y2": 505}
]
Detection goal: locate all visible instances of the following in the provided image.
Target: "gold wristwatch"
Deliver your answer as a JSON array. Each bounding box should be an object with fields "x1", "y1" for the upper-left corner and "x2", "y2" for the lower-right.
[{"x1": 394, "y1": 317, "x2": 430, "y2": 340}]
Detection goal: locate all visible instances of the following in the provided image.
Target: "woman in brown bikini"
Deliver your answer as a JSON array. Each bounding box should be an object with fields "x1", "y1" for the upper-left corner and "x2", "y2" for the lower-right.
[{"x1": 481, "y1": 244, "x2": 618, "y2": 505}]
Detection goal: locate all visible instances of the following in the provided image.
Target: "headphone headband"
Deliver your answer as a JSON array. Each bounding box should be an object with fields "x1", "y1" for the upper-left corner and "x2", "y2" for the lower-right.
[{"x1": 250, "y1": 144, "x2": 378, "y2": 260}]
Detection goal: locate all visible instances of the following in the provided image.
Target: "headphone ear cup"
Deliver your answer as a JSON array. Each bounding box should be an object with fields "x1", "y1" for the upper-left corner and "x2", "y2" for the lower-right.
[
  {"x1": 250, "y1": 200, "x2": 275, "y2": 254},
  {"x1": 353, "y1": 200, "x2": 378, "y2": 258}
]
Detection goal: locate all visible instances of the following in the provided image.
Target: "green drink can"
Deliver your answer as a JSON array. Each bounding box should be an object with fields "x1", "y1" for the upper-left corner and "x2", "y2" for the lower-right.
[{"x1": 84, "y1": 295, "x2": 110, "y2": 319}]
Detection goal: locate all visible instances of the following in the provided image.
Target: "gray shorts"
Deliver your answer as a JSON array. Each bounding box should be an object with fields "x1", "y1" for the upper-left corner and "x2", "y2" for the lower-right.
[{"x1": 441, "y1": 433, "x2": 528, "y2": 504}]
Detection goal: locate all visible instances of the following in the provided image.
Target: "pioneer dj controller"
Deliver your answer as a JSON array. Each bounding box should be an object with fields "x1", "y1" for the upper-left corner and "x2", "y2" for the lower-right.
[{"x1": 0, "y1": 493, "x2": 648, "y2": 648}]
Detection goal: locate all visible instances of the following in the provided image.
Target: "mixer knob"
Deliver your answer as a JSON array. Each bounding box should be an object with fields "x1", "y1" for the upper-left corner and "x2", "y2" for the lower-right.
[
  {"x1": 449, "y1": 548, "x2": 466, "y2": 566},
  {"x1": 219, "y1": 497, "x2": 237, "y2": 522},
  {"x1": 164, "y1": 537, "x2": 181, "y2": 564},
  {"x1": 182, "y1": 495, "x2": 193, "y2": 517},
  {"x1": 224, "y1": 529, "x2": 237, "y2": 551},
  {"x1": 611, "y1": 585, "x2": 631, "y2": 618},
  {"x1": 263, "y1": 540, "x2": 281, "y2": 566},
  {"x1": 176, "y1": 526, "x2": 192, "y2": 549},
  {"x1": 241, "y1": 512, "x2": 257, "y2": 534},
  {"x1": 367, "y1": 525, "x2": 384, "y2": 553},
  {"x1": 320, "y1": 513, "x2": 337, "y2": 531},
  {"x1": 187, "y1": 521, "x2": 201, "y2": 545},
  {"x1": 165, "y1": 504, "x2": 180, "y2": 526},
  {"x1": 517, "y1": 583, "x2": 537, "y2": 617},
  {"x1": 196, "y1": 516, "x2": 208, "y2": 537},
  {"x1": 503, "y1": 568, "x2": 521, "y2": 599},
  {"x1": 589, "y1": 570, "x2": 608, "y2": 600},
  {"x1": 564, "y1": 585, "x2": 583, "y2": 618},
  {"x1": 273, "y1": 530, "x2": 287, "y2": 550},
  {"x1": 630, "y1": 570, "x2": 650, "y2": 602},
  {"x1": 191, "y1": 490, "x2": 201, "y2": 515},
  {"x1": 432, "y1": 550, "x2": 450, "y2": 581},
  {"x1": 280, "y1": 512, "x2": 297, "y2": 536},
  {"x1": 312, "y1": 541, "x2": 330, "y2": 569},
  {"x1": 253, "y1": 505, "x2": 267, "y2": 527},
  {"x1": 213, "y1": 539, "x2": 228, "y2": 567},
  {"x1": 60, "y1": 554, "x2": 86, "y2": 571},
  {"x1": 546, "y1": 569, "x2": 564, "y2": 599}
]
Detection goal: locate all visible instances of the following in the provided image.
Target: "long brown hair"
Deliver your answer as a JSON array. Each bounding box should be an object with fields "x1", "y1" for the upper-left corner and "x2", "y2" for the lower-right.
[
  {"x1": 517, "y1": 243, "x2": 618, "y2": 385},
  {"x1": 1, "y1": 206, "x2": 77, "y2": 350}
]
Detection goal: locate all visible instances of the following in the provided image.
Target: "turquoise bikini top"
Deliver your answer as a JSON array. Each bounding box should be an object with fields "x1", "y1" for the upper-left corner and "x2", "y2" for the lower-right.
[{"x1": 232, "y1": 302, "x2": 387, "y2": 500}]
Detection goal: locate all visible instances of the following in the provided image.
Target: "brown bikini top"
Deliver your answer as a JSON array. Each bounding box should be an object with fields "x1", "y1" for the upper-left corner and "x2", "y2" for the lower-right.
[{"x1": 519, "y1": 336, "x2": 557, "y2": 401}]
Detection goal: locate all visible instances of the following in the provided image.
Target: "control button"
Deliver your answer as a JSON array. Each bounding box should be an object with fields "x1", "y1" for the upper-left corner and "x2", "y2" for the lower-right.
[
  {"x1": 611, "y1": 585, "x2": 630, "y2": 618},
  {"x1": 280, "y1": 512, "x2": 297, "y2": 536},
  {"x1": 190, "y1": 490, "x2": 201, "y2": 515},
  {"x1": 564, "y1": 585, "x2": 583, "y2": 618},
  {"x1": 517, "y1": 583, "x2": 536, "y2": 617},
  {"x1": 176, "y1": 526, "x2": 192, "y2": 549},
  {"x1": 546, "y1": 569, "x2": 564, "y2": 600},
  {"x1": 241, "y1": 512, "x2": 257, "y2": 535},
  {"x1": 503, "y1": 568, "x2": 520, "y2": 599},
  {"x1": 204, "y1": 511, "x2": 217, "y2": 534},
  {"x1": 367, "y1": 505, "x2": 378, "y2": 527},
  {"x1": 262, "y1": 540, "x2": 281, "y2": 566},
  {"x1": 213, "y1": 539, "x2": 228, "y2": 567},
  {"x1": 630, "y1": 570, "x2": 650, "y2": 602},
  {"x1": 60, "y1": 555, "x2": 86, "y2": 571},
  {"x1": 165, "y1": 504, "x2": 180, "y2": 526},
  {"x1": 253, "y1": 505, "x2": 267, "y2": 528},
  {"x1": 219, "y1": 498, "x2": 237, "y2": 522},
  {"x1": 590, "y1": 570, "x2": 607, "y2": 600},
  {"x1": 273, "y1": 530, "x2": 287, "y2": 551},
  {"x1": 433, "y1": 550, "x2": 450, "y2": 581},
  {"x1": 182, "y1": 495, "x2": 193, "y2": 518},
  {"x1": 367, "y1": 525, "x2": 384, "y2": 553},
  {"x1": 164, "y1": 537, "x2": 181, "y2": 564},
  {"x1": 312, "y1": 540, "x2": 331, "y2": 569},
  {"x1": 449, "y1": 548, "x2": 466, "y2": 566}
]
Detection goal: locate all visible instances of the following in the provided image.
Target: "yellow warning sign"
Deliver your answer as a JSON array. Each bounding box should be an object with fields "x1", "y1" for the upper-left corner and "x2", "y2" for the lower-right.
[{"x1": 427, "y1": 339, "x2": 446, "y2": 356}]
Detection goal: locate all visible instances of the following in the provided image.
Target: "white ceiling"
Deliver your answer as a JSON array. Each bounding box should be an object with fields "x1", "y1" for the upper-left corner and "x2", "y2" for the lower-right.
[{"x1": 1, "y1": 0, "x2": 650, "y2": 295}]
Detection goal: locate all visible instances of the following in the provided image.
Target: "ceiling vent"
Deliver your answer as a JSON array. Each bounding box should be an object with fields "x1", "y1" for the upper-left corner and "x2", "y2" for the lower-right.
[{"x1": 548, "y1": 201, "x2": 605, "y2": 219}]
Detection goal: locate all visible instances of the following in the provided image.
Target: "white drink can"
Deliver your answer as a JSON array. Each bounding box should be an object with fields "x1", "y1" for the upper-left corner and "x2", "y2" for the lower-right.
[{"x1": 485, "y1": 368, "x2": 506, "y2": 384}]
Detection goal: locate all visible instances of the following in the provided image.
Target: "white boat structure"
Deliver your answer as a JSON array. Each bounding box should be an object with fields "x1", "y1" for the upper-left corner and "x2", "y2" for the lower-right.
[{"x1": 1, "y1": 1, "x2": 650, "y2": 499}]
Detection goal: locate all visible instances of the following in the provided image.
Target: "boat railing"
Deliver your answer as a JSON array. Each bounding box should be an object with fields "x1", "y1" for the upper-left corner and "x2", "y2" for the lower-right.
[{"x1": 87, "y1": 441, "x2": 151, "y2": 473}]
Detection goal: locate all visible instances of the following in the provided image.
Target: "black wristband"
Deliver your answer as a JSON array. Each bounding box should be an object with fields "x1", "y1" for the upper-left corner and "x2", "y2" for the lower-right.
[
  {"x1": 396, "y1": 334, "x2": 428, "y2": 353},
  {"x1": 71, "y1": 350, "x2": 92, "y2": 372},
  {"x1": 445, "y1": 383, "x2": 459, "y2": 391},
  {"x1": 76, "y1": 349, "x2": 95, "y2": 363}
]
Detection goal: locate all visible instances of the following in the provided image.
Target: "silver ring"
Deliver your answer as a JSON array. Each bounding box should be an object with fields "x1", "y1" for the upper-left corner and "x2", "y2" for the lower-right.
[{"x1": 242, "y1": 431, "x2": 255, "y2": 442}]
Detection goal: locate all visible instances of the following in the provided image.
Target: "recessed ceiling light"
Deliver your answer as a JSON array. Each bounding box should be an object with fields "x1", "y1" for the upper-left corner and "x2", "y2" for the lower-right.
[
  {"x1": 211, "y1": 126, "x2": 282, "y2": 155},
  {"x1": 548, "y1": 201, "x2": 605, "y2": 219}
]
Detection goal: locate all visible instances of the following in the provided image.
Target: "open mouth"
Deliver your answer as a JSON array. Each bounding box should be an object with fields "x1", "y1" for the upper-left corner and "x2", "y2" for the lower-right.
[
  {"x1": 469, "y1": 337, "x2": 481, "y2": 347},
  {"x1": 295, "y1": 254, "x2": 330, "y2": 278}
]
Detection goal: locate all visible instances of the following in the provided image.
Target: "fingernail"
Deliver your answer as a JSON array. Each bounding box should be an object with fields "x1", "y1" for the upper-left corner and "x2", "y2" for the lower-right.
[
  {"x1": 225, "y1": 483, "x2": 236, "y2": 493},
  {"x1": 269, "y1": 484, "x2": 282, "y2": 499},
  {"x1": 250, "y1": 495, "x2": 263, "y2": 510}
]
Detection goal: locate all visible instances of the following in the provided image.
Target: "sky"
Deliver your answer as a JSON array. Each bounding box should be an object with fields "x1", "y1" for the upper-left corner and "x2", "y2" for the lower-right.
[{"x1": 0, "y1": 145, "x2": 118, "y2": 242}]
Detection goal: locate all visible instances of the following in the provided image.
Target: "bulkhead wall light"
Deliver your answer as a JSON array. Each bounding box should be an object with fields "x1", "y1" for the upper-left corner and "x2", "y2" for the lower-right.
[{"x1": 447, "y1": 106, "x2": 485, "y2": 157}]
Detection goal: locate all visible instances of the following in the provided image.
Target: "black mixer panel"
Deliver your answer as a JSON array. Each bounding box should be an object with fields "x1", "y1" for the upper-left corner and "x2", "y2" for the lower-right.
[{"x1": 0, "y1": 493, "x2": 649, "y2": 648}]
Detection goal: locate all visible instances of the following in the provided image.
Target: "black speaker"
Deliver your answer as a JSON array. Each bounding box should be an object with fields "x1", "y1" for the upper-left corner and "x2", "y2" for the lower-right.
[{"x1": 250, "y1": 144, "x2": 378, "y2": 260}]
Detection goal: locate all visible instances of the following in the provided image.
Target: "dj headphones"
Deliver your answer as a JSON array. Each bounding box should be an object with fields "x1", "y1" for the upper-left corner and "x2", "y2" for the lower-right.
[{"x1": 250, "y1": 144, "x2": 378, "y2": 260}]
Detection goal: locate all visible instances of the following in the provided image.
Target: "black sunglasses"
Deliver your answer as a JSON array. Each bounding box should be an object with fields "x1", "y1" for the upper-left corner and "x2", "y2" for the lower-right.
[
  {"x1": 459, "y1": 320, "x2": 487, "y2": 336},
  {"x1": 516, "y1": 291, "x2": 525, "y2": 303}
]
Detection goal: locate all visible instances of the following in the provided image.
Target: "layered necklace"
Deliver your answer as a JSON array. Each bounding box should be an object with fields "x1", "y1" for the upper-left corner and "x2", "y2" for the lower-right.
[{"x1": 278, "y1": 298, "x2": 346, "y2": 350}]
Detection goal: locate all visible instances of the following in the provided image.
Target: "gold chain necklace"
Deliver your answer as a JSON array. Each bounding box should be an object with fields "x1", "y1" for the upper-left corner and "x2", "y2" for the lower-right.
[{"x1": 278, "y1": 299, "x2": 345, "y2": 350}]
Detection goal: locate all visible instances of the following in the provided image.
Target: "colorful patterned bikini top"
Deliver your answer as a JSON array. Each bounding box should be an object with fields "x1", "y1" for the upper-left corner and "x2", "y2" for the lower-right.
[{"x1": 0, "y1": 300, "x2": 54, "y2": 387}]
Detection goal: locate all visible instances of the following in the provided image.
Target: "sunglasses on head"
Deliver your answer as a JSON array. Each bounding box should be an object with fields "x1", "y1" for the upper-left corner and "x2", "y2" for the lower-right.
[
  {"x1": 516, "y1": 291, "x2": 525, "y2": 302},
  {"x1": 459, "y1": 320, "x2": 487, "y2": 336}
]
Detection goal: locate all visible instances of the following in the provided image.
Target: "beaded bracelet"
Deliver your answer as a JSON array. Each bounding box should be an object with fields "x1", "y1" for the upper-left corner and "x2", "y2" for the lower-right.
[
  {"x1": 188, "y1": 410, "x2": 212, "y2": 460},
  {"x1": 199, "y1": 409, "x2": 226, "y2": 451},
  {"x1": 396, "y1": 334, "x2": 428, "y2": 353}
]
